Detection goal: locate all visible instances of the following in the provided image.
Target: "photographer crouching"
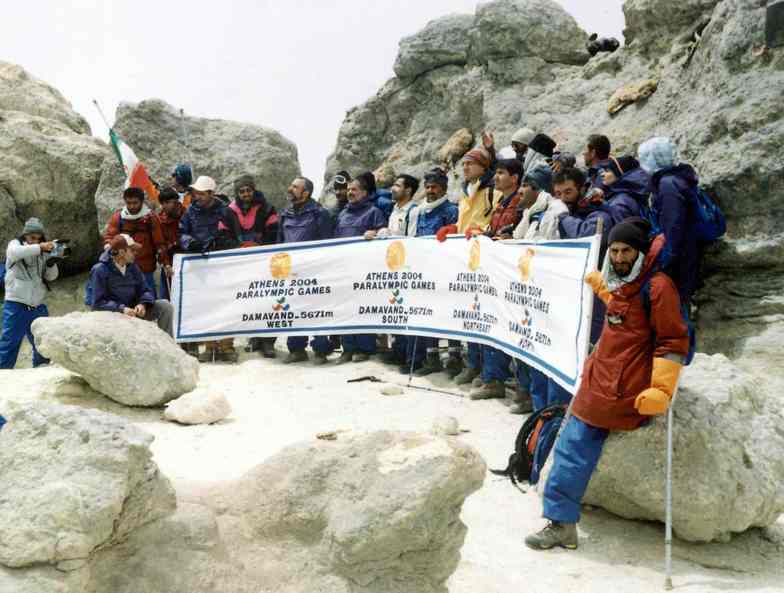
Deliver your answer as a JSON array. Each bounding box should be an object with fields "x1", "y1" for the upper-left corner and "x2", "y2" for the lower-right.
[{"x1": 0, "y1": 217, "x2": 63, "y2": 368}]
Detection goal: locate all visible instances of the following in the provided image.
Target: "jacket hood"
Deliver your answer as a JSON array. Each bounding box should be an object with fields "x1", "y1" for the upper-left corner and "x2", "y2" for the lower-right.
[
  {"x1": 652, "y1": 163, "x2": 698, "y2": 188},
  {"x1": 614, "y1": 234, "x2": 667, "y2": 299},
  {"x1": 281, "y1": 198, "x2": 321, "y2": 217},
  {"x1": 606, "y1": 167, "x2": 650, "y2": 201},
  {"x1": 188, "y1": 197, "x2": 225, "y2": 214},
  {"x1": 346, "y1": 196, "x2": 374, "y2": 212}
]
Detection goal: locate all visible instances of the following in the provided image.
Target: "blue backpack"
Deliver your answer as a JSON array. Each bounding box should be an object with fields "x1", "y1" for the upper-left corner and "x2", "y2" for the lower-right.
[
  {"x1": 0, "y1": 262, "x2": 5, "y2": 292},
  {"x1": 641, "y1": 279, "x2": 696, "y2": 366},
  {"x1": 641, "y1": 185, "x2": 726, "y2": 244}
]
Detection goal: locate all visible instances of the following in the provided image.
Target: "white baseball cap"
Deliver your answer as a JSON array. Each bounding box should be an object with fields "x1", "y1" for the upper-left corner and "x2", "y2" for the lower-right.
[{"x1": 190, "y1": 175, "x2": 217, "y2": 192}]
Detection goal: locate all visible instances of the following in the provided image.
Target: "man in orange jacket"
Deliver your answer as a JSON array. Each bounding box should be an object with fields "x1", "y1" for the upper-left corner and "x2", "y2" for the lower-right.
[{"x1": 526, "y1": 218, "x2": 689, "y2": 551}]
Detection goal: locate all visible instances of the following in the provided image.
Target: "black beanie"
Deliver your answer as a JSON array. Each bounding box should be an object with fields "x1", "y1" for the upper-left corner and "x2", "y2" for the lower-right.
[
  {"x1": 607, "y1": 155, "x2": 640, "y2": 178},
  {"x1": 423, "y1": 167, "x2": 448, "y2": 190},
  {"x1": 234, "y1": 174, "x2": 256, "y2": 195},
  {"x1": 528, "y1": 133, "x2": 556, "y2": 158},
  {"x1": 608, "y1": 217, "x2": 652, "y2": 253}
]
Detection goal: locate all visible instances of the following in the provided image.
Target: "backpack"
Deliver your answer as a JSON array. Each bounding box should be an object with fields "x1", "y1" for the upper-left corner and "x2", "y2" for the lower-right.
[
  {"x1": 641, "y1": 185, "x2": 726, "y2": 244},
  {"x1": 640, "y1": 278, "x2": 696, "y2": 366},
  {"x1": 0, "y1": 262, "x2": 5, "y2": 292},
  {"x1": 490, "y1": 403, "x2": 567, "y2": 489}
]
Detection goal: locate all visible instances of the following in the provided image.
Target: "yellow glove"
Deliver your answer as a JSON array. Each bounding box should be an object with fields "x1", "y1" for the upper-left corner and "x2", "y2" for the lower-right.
[
  {"x1": 584, "y1": 271, "x2": 612, "y2": 305},
  {"x1": 634, "y1": 357, "x2": 683, "y2": 415}
]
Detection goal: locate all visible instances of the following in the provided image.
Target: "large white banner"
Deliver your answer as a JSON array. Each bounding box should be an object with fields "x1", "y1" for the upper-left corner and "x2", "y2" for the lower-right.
[{"x1": 172, "y1": 234, "x2": 600, "y2": 393}]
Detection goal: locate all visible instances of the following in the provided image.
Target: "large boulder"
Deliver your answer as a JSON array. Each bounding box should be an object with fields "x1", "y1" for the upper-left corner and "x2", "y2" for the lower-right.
[
  {"x1": 94, "y1": 99, "x2": 301, "y2": 225},
  {"x1": 31, "y1": 311, "x2": 199, "y2": 407},
  {"x1": 89, "y1": 431, "x2": 486, "y2": 593},
  {"x1": 394, "y1": 14, "x2": 474, "y2": 79},
  {"x1": 0, "y1": 401, "x2": 175, "y2": 572},
  {"x1": 325, "y1": 0, "x2": 784, "y2": 357},
  {"x1": 0, "y1": 62, "x2": 107, "y2": 271},
  {"x1": 582, "y1": 354, "x2": 784, "y2": 542}
]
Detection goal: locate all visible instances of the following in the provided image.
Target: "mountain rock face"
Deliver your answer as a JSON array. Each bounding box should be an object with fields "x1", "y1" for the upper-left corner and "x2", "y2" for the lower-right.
[
  {"x1": 325, "y1": 0, "x2": 784, "y2": 380},
  {"x1": 0, "y1": 61, "x2": 107, "y2": 271},
  {"x1": 93, "y1": 99, "x2": 301, "y2": 226}
]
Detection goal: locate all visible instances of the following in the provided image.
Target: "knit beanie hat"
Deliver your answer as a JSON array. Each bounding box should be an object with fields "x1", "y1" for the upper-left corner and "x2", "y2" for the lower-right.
[
  {"x1": 22, "y1": 217, "x2": 45, "y2": 236},
  {"x1": 523, "y1": 165, "x2": 553, "y2": 192},
  {"x1": 528, "y1": 133, "x2": 556, "y2": 158},
  {"x1": 511, "y1": 127, "x2": 536, "y2": 146},
  {"x1": 608, "y1": 217, "x2": 652, "y2": 253},
  {"x1": 423, "y1": 167, "x2": 449, "y2": 190},
  {"x1": 463, "y1": 147, "x2": 491, "y2": 169},
  {"x1": 638, "y1": 137, "x2": 678, "y2": 175},
  {"x1": 234, "y1": 174, "x2": 256, "y2": 195},
  {"x1": 607, "y1": 155, "x2": 640, "y2": 178},
  {"x1": 172, "y1": 164, "x2": 193, "y2": 187}
]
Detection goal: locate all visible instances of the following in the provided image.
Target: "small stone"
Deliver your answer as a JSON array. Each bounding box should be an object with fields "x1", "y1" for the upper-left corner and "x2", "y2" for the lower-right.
[
  {"x1": 380, "y1": 384, "x2": 404, "y2": 396},
  {"x1": 431, "y1": 416, "x2": 460, "y2": 436},
  {"x1": 164, "y1": 389, "x2": 231, "y2": 425}
]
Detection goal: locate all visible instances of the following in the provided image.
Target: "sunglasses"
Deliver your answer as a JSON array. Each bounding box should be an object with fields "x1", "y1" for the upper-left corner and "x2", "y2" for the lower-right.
[{"x1": 334, "y1": 174, "x2": 348, "y2": 186}]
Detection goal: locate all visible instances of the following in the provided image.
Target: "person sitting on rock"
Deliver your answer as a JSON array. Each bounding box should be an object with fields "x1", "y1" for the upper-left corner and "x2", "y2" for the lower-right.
[
  {"x1": 583, "y1": 134, "x2": 612, "y2": 192},
  {"x1": 277, "y1": 176, "x2": 335, "y2": 365},
  {"x1": 600, "y1": 155, "x2": 651, "y2": 225},
  {"x1": 171, "y1": 163, "x2": 194, "y2": 207},
  {"x1": 637, "y1": 136, "x2": 702, "y2": 307},
  {"x1": 467, "y1": 159, "x2": 526, "y2": 403},
  {"x1": 156, "y1": 187, "x2": 183, "y2": 301},
  {"x1": 103, "y1": 186, "x2": 167, "y2": 298},
  {"x1": 91, "y1": 234, "x2": 174, "y2": 337},
  {"x1": 230, "y1": 173, "x2": 280, "y2": 359},
  {"x1": 526, "y1": 218, "x2": 689, "y2": 551},
  {"x1": 0, "y1": 217, "x2": 59, "y2": 369},
  {"x1": 179, "y1": 175, "x2": 242, "y2": 362},
  {"x1": 436, "y1": 147, "x2": 500, "y2": 387},
  {"x1": 407, "y1": 168, "x2": 461, "y2": 378},
  {"x1": 366, "y1": 174, "x2": 420, "y2": 371},
  {"x1": 334, "y1": 173, "x2": 387, "y2": 364}
]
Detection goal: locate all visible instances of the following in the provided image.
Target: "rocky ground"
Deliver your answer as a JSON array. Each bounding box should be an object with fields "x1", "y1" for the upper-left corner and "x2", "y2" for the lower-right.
[{"x1": 3, "y1": 351, "x2": 782, "y2": 593}]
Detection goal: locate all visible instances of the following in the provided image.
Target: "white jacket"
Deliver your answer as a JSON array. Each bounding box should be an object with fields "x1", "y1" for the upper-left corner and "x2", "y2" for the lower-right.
[
  {"x1": 512, "y1": 191, "x2": 568, "y2": 241},
  {"x1": 3, "y1": 239, "x2": 58, "y2": 307}
]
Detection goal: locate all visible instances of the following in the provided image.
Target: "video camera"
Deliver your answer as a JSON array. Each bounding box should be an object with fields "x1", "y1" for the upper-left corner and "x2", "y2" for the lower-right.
[{"x1": 50, "y1": 239, "x2": 72, "y2": 259}]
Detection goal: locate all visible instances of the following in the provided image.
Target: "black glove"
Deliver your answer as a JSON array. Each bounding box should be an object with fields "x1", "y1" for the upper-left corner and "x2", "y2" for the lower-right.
[
  {"x1": 45, "y1": 257, "x2": 61, "y2": 268},
  {"x1": 186, "y1": 238, "x2": 203, "y2": 253}
]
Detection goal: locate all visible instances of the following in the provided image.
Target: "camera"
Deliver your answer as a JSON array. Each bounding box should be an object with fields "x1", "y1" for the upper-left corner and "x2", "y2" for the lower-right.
[
  {"x1": 50, "y1": 239, "x2": 72, "y2": 258},
  {"x1": 586, "y1": 34, "x2": 620, "y2": 57}
]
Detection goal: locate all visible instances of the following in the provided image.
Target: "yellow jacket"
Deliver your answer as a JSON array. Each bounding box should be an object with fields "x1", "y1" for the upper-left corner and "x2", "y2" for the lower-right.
[{"x1": 457, "y1": 178, "x2": 500, "y2": 232}]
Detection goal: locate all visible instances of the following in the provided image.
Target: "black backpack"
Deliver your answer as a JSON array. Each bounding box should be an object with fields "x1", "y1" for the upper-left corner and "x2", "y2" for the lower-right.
[{"x1": 490, "y1": 404, "x2": 567, "y2": 489}]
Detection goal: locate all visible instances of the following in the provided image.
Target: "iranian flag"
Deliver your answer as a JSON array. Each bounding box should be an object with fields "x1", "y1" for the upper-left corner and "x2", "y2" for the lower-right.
[{"x1": 109, "y1": 129, "x2": 160, "y2": 204}]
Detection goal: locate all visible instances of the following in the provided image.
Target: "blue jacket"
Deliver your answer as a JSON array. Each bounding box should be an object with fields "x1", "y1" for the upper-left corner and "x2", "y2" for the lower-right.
[
  {"x1": 179, "y1": 198, "x2": 239, "y2": 252},
  {"x1": 604, "y1": 167, "x2": 650, "y2": 225},
  {"x1": 370, "y1": 189, "x2": 394, "y2": 223},
  {"x1": 651, "y1": 163, "x2": 700, "y2": 302},
  {"x1": 559, "y1": 202, "x2": 614, "y2": 344},
  {"x1": 334, "y1": 197, "x2": 387, "y2": 238},
  {"x1": 91, "y1": 251, "x2": 154, "y2": 312},
  {"x1": 588, "y1": 158, "x2": 612, "y2": 192},
  {"x1": 415, "y1": 199, "x2": 459, "y2": 237},
  {"x1": 278, "y1": 199, "x2": 334, "y2": 243}
]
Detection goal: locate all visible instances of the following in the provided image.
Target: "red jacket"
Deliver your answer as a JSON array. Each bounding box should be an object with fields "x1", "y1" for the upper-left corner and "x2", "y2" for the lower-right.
[
  {"x1": 158, "y1": 202, "x2": 185, "y2": 265},
  {"x1": 488, "y1": 190, "x2": 522, "y2": 235},
  {"x1": 572, "y1": 235, "x2": 689, "y2": 431},
  {"x1": 103, "y1": 210, "x2": 167, "y2": 273}
]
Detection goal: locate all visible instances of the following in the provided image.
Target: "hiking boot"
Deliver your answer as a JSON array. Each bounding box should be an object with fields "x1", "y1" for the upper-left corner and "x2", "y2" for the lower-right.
[
  {"x1": 444, "y1": 354, "x2": 464, "y2": 377},
  {"x1": 509, "y1": 397, "x2": 534, "y2": 414},
  {"x1": 197, "y1": 349, "x2": 216, "y2": 363},
  {"x1": 524, "y1": 521, "x2": 578, "y2": 550},
  {"x1": 181, "y1": 343, "x2": 199, "y2": 358},
  {"x1": 215, "y1": 348, "x2": 239, "y2": 363},
  {"x1": 312, "y1": 352, "x2": 329, "y2": 365},
  {"x1": 469, "y1": 380, "x2": 506, "y2": 400},
  {"x1": 260, "y1": 340, "x2": 277, "y2": 359},
  {"x1": 471, "y1": 376, "x2": 484, "y2": 389},
  {"x1": 413, "y1": 351, "x2": 443, "y2": 377},
  {"x1": 352, "y1": 352, "x2": 371, "y2": 363},
  {"x1": 381, "y1": 350, "x2": 406, "y2": 365},
  {"x1": 282, "y1": 350, "x2": 308, "y2": 364},
  {"x1": 335, "y1": 352, "x2": 354, "y2": 365},
  {"x1": 400, "y1": 359, "x2": 423, "y2": 375},
  {"x1": 454, "y1": 366, "x2": 479, "y2": 385}
]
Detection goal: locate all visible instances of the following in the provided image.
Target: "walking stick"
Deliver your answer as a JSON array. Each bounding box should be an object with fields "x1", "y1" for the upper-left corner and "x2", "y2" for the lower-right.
[{"x1": 664, "y1": 385, "x2": 679, "y2": 590}]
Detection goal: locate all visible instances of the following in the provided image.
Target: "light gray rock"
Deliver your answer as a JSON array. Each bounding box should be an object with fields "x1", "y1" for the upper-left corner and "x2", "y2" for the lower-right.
[
  {"x1": 325, "y1": 0, "x2": 784, "y2": 357},
  {"x1": 431, "y1": 415, "x2": 460, "y2": 436},
  {"x1": 31, "y1": 311, "x2": 199, "y2": 407},
  {"x1": 164, "y1": 388, "x2": 231, "y2": 425},
  {"x1": 0, "y1": 401, "x2": 175, "y2": 569},
  {"x1": 394, "y1": 14, "x2": 474, "y2": 79},
  {"x1": 94, "y1": 99, "x2": 301, "y2": 225},
  {"x1": 0, "y1": 62, "x2": 107, "y2": 270},
  {"x1": 91, "y1": 431, "x2": 486, "y2": 593},
  {"x1": 582, "y1": 354, "x2": 784, "y2": 542}
]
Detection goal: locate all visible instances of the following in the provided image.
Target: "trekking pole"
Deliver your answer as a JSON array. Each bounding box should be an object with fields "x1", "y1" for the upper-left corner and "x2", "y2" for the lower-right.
[
  {"x1": 92, "y1": 99, "x2": 113, "y2": 131},
  {"x1": 664, "y1": 384, "x2": 679, "y2": 590},
  {"x1": 407, "y1": 336, "x2": 419, "y2": 387}
]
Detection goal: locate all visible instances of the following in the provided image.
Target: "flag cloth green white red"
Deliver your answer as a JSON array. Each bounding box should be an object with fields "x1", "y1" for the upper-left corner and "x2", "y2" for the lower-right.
[{"x1": 109, "y1": 129, "x2": 160, "y2": 204}]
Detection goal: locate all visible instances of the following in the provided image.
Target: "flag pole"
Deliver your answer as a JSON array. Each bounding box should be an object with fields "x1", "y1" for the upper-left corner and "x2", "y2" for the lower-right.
[{"x1": 92, "y1": 99, "x2": 113, "y2": 132}]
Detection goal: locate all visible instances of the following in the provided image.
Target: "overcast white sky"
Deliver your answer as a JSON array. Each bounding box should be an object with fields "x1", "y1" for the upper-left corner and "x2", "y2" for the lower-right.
[{"x1": 2, "y1": 0, "x2": 624, "y2": 194}]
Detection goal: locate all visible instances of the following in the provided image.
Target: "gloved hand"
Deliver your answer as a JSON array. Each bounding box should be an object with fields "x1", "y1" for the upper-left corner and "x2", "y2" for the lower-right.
[
  {"x1": 584, "y1": 271, "x2": 612, "y2": 304},
  {"x1": 464, "y1": 225, "x2": 483, "y2": 240},
  {"x1": 436, "y1": 224, "x2": 458, "y2": 243},
  {"x1": 634, "y1": 357, "x2": 683, "y2": 415}
]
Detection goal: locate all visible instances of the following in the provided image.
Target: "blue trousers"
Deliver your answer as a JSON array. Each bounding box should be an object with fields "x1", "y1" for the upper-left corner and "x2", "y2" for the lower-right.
[
  {"x1": 401, "y1": 335, "x2": 432, "y2": 366},
  {"x1": 159, "y1": 272, "x2": 171, "y2": 301},
  {"x1": 0, "y1": 301, "x2": 50, "y2": 369},
  {"x1": 515, "y1": 360, "x2": 531, "y2": 394},
  {"x1": 342, "y1": 334, "x2": 377, "y2": 355},
  {"x1": 481, "y1": 345, "x2": 512, "y2": 383},
  {"x1": 543, "y1": 416, "x2": 609, "y2": 523},
  {"x1": 287, "y1": 335, "x2": 334, "y2": 354},
  {"x1": 466, "y1": 342, "x2": 481, "y2": 370},
  {"x1": 143, "y1": 271, "x2": 157, "y2": 299}
]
